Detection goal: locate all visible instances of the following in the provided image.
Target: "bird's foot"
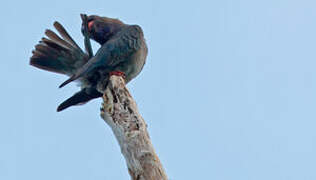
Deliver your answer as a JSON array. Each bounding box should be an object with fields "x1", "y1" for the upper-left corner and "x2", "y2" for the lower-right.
[{"x1": 109, "y1": 71, "x2": 126, "y2": 79}]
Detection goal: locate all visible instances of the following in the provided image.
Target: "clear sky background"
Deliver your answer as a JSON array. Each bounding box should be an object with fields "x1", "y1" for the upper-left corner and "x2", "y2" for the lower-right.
[{"x1": 1, "y1": 0, "x2": 316, "y2": 179}]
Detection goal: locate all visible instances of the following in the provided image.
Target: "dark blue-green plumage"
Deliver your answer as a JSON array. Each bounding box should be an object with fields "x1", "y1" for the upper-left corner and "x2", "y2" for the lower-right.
[{"x1": 30, "y1": 14, "x2": 147, "y2": 111}]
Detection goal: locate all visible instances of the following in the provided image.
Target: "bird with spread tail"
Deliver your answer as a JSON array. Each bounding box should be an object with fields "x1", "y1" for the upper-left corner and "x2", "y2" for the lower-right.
[{"x1": 30, "y1": 14, "x2": 148, "y2": 112}]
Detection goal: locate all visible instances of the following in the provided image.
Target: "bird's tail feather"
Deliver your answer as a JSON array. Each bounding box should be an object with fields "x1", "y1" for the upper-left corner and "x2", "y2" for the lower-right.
[{"x1": 30, "y1": 21, "x2": 88, "y2": 76}]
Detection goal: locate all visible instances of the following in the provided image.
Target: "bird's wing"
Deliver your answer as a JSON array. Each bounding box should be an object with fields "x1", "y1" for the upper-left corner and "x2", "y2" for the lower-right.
[
  {"x1": 30, "y1": 21, "x2": 89, "y2": 76},
  {"x1": 59, "y1": 25, "x2": 144, "y2": 88},
  {"x1": 57, "y1": 87, "x2": 102, "y2": 112}
]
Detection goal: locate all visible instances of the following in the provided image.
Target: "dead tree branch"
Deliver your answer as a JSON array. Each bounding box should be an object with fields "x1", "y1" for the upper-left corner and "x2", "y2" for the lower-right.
[{"x1": 100, "y1": 75, "x2": 168, "y2": 180}]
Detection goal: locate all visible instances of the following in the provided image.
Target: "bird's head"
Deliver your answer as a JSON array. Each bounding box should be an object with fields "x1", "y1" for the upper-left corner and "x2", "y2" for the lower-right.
[{"x1": 82, "y1": 15, "x2": 126, "y2": 45}]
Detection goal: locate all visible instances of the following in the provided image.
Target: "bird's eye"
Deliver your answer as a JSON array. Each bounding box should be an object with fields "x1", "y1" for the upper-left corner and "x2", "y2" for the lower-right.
[{"x1": 88, "y1": 21, "x2": 94, "y2": 31}]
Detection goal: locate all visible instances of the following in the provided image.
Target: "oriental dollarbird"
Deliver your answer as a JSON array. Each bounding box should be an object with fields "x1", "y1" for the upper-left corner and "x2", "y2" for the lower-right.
[{"x1": 30, "y1": 14, "x2": 148, "y2": 112}]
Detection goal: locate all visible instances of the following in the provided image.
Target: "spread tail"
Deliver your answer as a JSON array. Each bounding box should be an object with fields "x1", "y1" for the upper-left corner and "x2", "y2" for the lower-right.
[{"x1": 30, "y1": 21, "x2": 88, "y2": 76}]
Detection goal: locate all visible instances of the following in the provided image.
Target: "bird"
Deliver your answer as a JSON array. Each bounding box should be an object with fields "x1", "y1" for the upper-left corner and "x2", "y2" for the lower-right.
[{"x1": 30, "y1": 14, "x2": 148, "y2": 112}]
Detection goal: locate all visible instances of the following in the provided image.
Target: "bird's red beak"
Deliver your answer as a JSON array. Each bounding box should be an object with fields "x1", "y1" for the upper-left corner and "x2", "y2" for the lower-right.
[{"x1": 88, "y1": 21, "x2": 94, "y2": 31}]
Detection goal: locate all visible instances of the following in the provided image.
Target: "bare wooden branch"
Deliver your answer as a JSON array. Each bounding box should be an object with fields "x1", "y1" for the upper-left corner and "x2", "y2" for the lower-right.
[{"x1": 100, "y1": 75, "x2": 168, "y2": 180}]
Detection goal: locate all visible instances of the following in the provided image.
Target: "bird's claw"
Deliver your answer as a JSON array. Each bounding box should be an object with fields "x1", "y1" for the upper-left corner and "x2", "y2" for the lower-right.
[
  {"x1": 109, "y1": 71, "x2": 126, "y2": 79},
  {"x1": 80, "y1": 14, "x2": 90, "y2": 37},
  {"x1": 81, "y1": 13, "x2": 93, "y2": 57}
]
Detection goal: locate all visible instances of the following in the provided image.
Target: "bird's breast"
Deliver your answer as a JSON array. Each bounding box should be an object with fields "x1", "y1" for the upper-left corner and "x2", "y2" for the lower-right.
[{"x1": 118, "y1": 41, "x2": 147, "y2": 83}]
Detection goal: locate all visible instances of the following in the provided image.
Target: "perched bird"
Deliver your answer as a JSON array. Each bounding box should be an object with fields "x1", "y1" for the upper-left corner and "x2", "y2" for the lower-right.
[{"x1": 30, "y1": 14, "x2": 148, "y2": 112}]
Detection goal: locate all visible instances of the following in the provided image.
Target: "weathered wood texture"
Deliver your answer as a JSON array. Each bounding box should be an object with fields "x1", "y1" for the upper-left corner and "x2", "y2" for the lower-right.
[{"x1": 100, "y1": 75, "x2": 168, "y2": 180}]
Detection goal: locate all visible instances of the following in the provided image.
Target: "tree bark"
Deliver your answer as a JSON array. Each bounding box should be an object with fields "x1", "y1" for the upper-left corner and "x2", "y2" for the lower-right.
[{"x1": 100, "y1": 75, "x2": 168, "y2": 180}]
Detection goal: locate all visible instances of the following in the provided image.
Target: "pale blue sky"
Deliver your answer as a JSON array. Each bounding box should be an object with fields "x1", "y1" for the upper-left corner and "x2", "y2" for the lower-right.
[{"x1": 1, "y1": 0, "x2": 316, "y2": 179}]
